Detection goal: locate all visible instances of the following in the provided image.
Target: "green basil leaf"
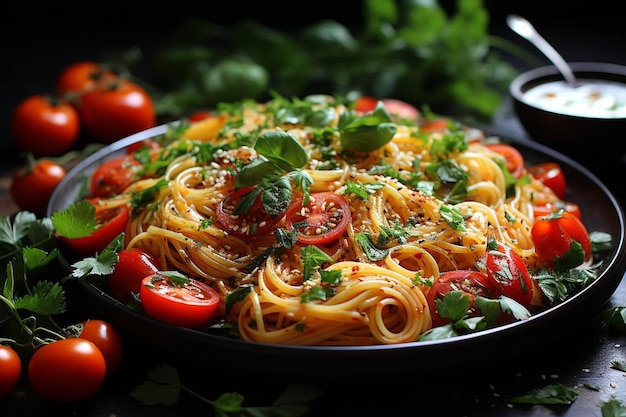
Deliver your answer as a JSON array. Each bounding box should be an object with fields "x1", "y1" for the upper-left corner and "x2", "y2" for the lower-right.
[
  {"x1": 254, "y1": 131, "x2": 308, "y2": 171},
  {"x1": 339, "y1": 101, "x2": 397, "y2": 151}
]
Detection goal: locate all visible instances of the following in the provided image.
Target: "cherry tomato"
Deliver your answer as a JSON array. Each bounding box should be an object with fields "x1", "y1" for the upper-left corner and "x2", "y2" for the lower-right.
[
  {"x1": 284, "y1": 192, "x2": 352, "y2": 245},
  {"x1": 485, "y1": 143, "x2": 525, "y2": 179},
  {"x1": 60, "y1": 199, "x2": 130, "y2": 256},
  {"x1": 426, "y1": 270, "x2": 499, "y2": 327},
  {"x1": 354, "y1": 96, "x2": 419, "y2": 119},
  {"x1": 55, "y1": 61, "x2": 116, "y2": 96},
  {"x1": 10, "y1": 159, "x2": 67, "y2": 217},
  {"x1": 28, "y1": 338, "x2": 106, "y2": 402},
  {"x1": 188, "y1": 110, "x2": 215, "y2": 123},
  {"x1": 76, "y1": 319, "x2": 123, "y2": 376},
  {"x1": 532, "y1": 200, "x2": 582, "y2": 220},
  {"x1": 484, "y1": 242, "x2": 534, "y2": 306},
  {"x1": 420, "y1": 119, "x2": 449, "y2": 133},
  {"x1": 10, "y1": 95, "x2": 80, "y2": 157},
  {"x1": 0, "y1": 345, "x2": 21, "y2": 399},
  {"x1": 79, "y1": 79, "x2": 156, "y2": 144},
  {"x1": 90, "y1": 155, "x2": 142, "y2": 198},
  {"x1": 109, "y1": 248, "x2": 160, "y2": 303},
  {"x1": 140, "y1": 273, "x2": 221, "y2": 329},
  {"x1": 126, "y1": 138, "x2": 162, "y2": 156},
  {"x1": 528, "y1": 162, "x2": 567, "y2": 200},
  {"x1": 531, "y1": 210, "x2": 592, "y2": 271},
  {"x1": 216, "y1": 187, "x2": 285, "y2": 236}
]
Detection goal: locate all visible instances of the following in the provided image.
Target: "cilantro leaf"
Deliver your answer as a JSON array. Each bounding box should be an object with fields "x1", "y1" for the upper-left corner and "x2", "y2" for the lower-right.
[
  {"x1": 439, "y1": 204, "x2": 466, "y2": 231},
  {"x1": 50, "y1": 199, "x2": 98, "y2": 239},
  {"x1": 130, "y1": 364, "x2": 181, "y2": 406},
  {"x1": 509, "y1": 383, "x2": 579, "y2": 405},
  {"x1": 14, "y1": 280, "x2": 66, "y2": 316}
]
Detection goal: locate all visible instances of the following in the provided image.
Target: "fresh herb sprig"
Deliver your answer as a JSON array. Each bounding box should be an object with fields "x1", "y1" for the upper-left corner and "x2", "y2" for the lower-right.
[
  {"x1": 148, "y1": 0, "x2": 523, "y2": 121},
  {"x1": 131, "y1": 364, "x2": 323, "y2": 416}
]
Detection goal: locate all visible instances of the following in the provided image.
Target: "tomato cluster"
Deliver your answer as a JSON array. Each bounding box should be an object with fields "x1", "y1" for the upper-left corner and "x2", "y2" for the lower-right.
[
  {"x1": 9, "y1": 61, "x2": 157, "y2": 216},
  {"x1": 0, "y1": 319, "x2": 123, "y2": 402},
  {"x1": 11, "y1": 61, "x2": 156, "y2": 156}
]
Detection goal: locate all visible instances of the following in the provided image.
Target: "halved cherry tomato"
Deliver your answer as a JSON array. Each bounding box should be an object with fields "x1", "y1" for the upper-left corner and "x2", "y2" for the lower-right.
[
  {"x1": 90, "y1": 155, "x2": 142, "y2": 198},
  {"x1": 79, "y1": 79, "x2": 156, "y2": 144},
  {"x1": 140, "y1": 273, "x2": 221, "y2": 329},
  {"x1": 10, "y1": 159, "x2": 67, "y2": 217},
  {"x1": 354, "y1": 96, "x2": 419, "y2": 119},
  {"x1": 28, "y1": 338, "x2": 106, "y2": 402},
  {"x1": 484, "y1": 242, "x2": 534, "y2": 306},
  {"x1": 109, "y1": 248, "x2": 160, "y2": 303},
  {"x1": 531, "y1": 210, "x2": 592, "y2": 271},
  {"x1": 10, "y1": 95, "x2": 80, "y2": 157},
  {"x1": 60, "y1": 199, "x2": 130, "y2": 256},
  {"x1": 532, "y1": 201, "x2": 582, "y2": 220},
  {"x1": 75, "y1": 319, "x2": 123, "y2": 376},
  {"x1": 528, "y1": 162, "x2": 567, "y2": 200},
  {"x1": 485, "y1": 143, "x2": 525, "y2": 179},
  {"x1": 426, "y1": 270, "x2": 499, "y2": 327},
  {"x1": 55, "y1": 61, "x2": 117, "y2": 96},
  {"x1": 284, "y1": 192, "x2": 351, "y2": 245},
  {"x1": 0, "y1": 345, "x2": 21, "y2": 399},
  {"x1": 216, "y1": 187, "x2": 285, "y2": 236}
]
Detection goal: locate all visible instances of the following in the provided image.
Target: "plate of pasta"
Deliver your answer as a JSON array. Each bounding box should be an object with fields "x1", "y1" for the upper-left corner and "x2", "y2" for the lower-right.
[{"x1": 48, "y1": 94, "x2": 625, "y2": 376}]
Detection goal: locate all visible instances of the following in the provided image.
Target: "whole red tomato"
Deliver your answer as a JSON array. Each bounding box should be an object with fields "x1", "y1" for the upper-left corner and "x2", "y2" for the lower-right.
[
  {"x1": 528, "y1": 162, "x2": 567, "y2": 200},
  {"x1": 10, "y1": 95, "x2": 80, "y2": 157},
  {"x1": 0, "y1": 345, "x2": 21, "y2": 399},
  {"x1": 28, "y1": 338, "x2": 106, "y2": 402},
  {"x1": 76, "y1": 319, "x2": 123, "y2": 375},
  {"x1": 55, "y1": 61, "x2": 116, "y2": 96},
  {"x1": 531, "y1": 210, "x2": 592, "y2": 271},
  {"x1": 79, "y1": 79, "x2": 156, "y2": 144},
  {"x1": 10, "y1": 160, "x2": 67, "y2": 217}
]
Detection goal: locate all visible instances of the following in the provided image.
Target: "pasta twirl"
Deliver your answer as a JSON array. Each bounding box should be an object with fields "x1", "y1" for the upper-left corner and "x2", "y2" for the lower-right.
[{"x1": 93, "y1": 95, "x2": 577, "y2": 346}]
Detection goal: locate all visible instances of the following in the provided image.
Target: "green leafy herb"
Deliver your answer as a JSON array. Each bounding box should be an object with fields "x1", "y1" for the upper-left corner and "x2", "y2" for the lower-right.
[
  {"x1": 439, "y1": 204, "x2": 466, "y2": 231},
  {"x1": 355, "y1": 232, "x2": 390, "y2": 261},
  {"x1": 131, "y1": 364, "x2": 324, "y2": 416},
  {"x1": 600, "y1": 398, "x2": 626, "y2": 417},
  {"x1": 509, "y1": 383, "x2": 579, "y2": 405},
  {"x1": 338, "y1": 101, "x2": 397, "y2": 152},
  {"x1": 50, "y1": 199, "x2": 98, "y2": 239},
  {"x1": 343, "y1": 181, "x2": 385, "y2": 200}
]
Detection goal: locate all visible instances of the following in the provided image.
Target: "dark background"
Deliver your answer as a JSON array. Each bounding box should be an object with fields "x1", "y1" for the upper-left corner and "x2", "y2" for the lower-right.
[
  {"x1": 2, "y1": 3, "x2": 626, "y2": 416},
  {"x1": 2, "y1": 0, "x2": 626, "y2": 151}
]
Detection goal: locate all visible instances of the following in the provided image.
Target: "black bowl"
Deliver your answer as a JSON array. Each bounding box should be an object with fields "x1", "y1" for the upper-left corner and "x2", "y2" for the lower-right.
[
  {"x1": 47, "y1": 124, "x2": 626, "y2": 377},
  {"x1": 510, "y1": 62, "x2": 626, "y2": 158}
]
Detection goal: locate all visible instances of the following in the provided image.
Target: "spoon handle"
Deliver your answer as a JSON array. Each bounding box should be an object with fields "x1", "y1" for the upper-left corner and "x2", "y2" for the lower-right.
[{"x1": 507, "y1": 15, "x2": 578, "y2": 87}]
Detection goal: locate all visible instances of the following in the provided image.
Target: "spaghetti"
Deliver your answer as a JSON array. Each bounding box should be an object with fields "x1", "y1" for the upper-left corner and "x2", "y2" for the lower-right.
[{"x1": 94, "y1": 95, "x2": 579, "y2": 346}]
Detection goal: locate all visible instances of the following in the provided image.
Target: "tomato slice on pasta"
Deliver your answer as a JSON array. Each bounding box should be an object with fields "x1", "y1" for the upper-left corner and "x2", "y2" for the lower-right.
[
  {"x1": 216, "y1": 187, "x2": 285, "y2": 235},
  {"x1": 285, "y1": 192, "x2": 351, "y2": 245}
]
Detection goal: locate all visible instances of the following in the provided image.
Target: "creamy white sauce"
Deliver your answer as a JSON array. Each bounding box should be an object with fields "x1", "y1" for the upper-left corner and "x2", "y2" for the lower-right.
[{"x1": 522, "y1": 79, "x2": 626, "y2": 118}]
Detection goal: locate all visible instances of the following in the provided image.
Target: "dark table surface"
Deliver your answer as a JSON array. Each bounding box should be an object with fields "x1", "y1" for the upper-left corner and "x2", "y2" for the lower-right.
[{"x1": 2, "y1": 2, "x2": 626, "y2": 416}]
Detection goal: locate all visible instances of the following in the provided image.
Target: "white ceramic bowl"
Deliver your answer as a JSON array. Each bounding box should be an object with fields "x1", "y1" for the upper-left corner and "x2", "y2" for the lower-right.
[{"x1": 510, "y1": 62, "x2": 626, "y2": 157}]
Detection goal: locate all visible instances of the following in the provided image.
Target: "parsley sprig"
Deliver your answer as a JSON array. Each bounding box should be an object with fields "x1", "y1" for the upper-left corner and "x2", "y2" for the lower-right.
[{"x1": 131, "y1": 364, "x2": 323, "y2": 416}]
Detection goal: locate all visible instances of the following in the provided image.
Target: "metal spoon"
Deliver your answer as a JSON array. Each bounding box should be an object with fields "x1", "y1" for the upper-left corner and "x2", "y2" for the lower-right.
[{"x1": 506, "y1": 14, "x2": 578, "y2": 87}]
